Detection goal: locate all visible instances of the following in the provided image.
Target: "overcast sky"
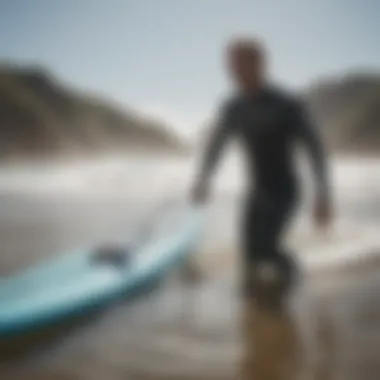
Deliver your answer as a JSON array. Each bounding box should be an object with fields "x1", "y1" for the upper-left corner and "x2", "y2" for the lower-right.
[{"x1": 1, "y1": 0, "x2": 379, "y2": 135}]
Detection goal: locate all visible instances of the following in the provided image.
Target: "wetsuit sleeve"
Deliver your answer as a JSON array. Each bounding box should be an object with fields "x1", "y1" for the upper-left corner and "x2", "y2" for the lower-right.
[
  {"x1": 293, "y1": 101, "x2": 330, "y2": 201},
  {"x1": 196, "y1": 101, "x2": 235, "y2": 184}
]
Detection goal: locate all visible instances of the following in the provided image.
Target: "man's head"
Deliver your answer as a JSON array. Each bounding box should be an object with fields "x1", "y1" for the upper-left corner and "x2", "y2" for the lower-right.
[{"x1": 226, "y1": 37, "x2": 267, "y2": 93}]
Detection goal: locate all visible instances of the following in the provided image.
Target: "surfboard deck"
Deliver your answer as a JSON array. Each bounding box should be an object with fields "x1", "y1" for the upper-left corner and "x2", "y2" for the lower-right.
[{"x1": 0, "y1": 203, "x2": 204, "y2": 337}]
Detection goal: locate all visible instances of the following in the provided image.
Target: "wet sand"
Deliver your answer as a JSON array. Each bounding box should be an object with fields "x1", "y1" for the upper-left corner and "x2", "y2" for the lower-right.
[
  {"x1": 2, "y1": 257, "x2": 380, "y2": 380},
  {"x1": 0, "y1": 177, "x2": 379, "y2": 379}
]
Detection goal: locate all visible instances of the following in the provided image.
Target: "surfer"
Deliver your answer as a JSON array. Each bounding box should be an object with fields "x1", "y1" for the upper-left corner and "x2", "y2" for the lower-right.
[{"x1": 191, "y1": 37, "x2": 332, "y2": 299}]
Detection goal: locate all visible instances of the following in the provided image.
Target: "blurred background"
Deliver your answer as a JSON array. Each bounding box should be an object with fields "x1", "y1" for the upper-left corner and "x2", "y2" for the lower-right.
[{"x1": 0, "y1": 0, "x2": 379, "y2": 379}]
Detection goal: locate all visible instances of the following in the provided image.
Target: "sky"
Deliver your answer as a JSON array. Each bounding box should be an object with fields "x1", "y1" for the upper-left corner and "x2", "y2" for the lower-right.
[{"x1": 0, "y1": 0, "x2": 379, "y2": 136}]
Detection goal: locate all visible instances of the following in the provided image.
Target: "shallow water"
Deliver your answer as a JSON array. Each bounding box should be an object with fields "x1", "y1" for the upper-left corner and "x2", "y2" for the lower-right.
[{"x1": 0, "y1": 156, "x2": 379, "y2": 379}]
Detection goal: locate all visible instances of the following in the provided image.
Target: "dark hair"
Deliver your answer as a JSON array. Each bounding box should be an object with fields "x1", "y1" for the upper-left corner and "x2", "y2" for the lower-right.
[{"x1": 227, "y1": 36, "x2": 266, "y2": 61}]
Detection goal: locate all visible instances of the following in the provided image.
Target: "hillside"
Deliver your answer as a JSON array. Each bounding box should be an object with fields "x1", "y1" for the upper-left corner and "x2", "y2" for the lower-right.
[
  {"x1": 307, "y1": 72, "x2": 380, "y2": 153},
  {"x1": 0, "y1": 64, "x2": 186, "y2": 161}
]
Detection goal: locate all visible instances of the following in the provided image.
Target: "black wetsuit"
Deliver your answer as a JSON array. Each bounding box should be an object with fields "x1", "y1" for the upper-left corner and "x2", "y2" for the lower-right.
[{"x1": 198, "y1": 86, "x2": 329, "y2": 269}]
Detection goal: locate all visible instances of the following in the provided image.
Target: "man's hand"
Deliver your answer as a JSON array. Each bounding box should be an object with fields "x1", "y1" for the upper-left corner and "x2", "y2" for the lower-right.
[
  {"x1": 313, "y1": 195, "x2": 332, "y2": 230},
  {"x1": 191, "y1": 180, "x2": 210, "y2": 205}
]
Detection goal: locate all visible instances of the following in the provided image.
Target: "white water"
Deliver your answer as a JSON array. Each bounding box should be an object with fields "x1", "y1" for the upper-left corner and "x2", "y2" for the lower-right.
[
  {"x1": 0, "y1": 154, "x2": 378, "y2": 196},
  {"x1": 0, "y1": 154, "x2": 379, "y2": 270}
]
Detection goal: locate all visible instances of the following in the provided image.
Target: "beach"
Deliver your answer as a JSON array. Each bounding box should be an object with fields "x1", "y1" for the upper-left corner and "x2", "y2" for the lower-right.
[{"x1": 0, "y1": 155, "x2": 379, "y2": 379}]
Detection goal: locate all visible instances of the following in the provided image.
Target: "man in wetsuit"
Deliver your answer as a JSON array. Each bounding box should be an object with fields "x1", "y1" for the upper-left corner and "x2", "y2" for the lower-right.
[{"x1": 191, "y1": 37, "x2": 332, "y2": 297}]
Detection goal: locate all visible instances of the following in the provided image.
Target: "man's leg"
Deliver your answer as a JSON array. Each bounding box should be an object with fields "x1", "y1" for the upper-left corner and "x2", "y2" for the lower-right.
[
  {"x1": 268, "y1": 197, "x2": 299, "y2": 293},
  {"x1": 241, "y1": 194, "x2": 296, "y2": 299},
  {"x1": 241, "y1": 196, "x2": 271, "y2": 296}
]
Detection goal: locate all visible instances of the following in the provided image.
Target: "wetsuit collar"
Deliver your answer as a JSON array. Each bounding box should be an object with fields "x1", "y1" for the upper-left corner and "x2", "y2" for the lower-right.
[{"x1": 240, "y1": 83, "x2": 274, "y2": 102}]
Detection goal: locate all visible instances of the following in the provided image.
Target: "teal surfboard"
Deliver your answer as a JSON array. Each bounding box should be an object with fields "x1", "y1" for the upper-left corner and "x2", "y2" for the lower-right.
[{"x1": 0, "y1": 203, "x2": 204, "y2": 337}]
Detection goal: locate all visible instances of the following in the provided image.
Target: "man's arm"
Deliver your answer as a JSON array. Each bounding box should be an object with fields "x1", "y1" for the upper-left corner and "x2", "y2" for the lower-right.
[
  {"x1": 293, "y1": 100, "x2": 332, "y2": 225},
  {"x1": 192, "y1": 101, "x2": 235, "y2": 202}
]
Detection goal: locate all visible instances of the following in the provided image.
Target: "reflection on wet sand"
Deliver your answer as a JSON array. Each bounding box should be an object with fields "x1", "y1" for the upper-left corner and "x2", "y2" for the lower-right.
[
  {"x1": 240, "y1": 301, "x2": 301, "y2": 380},
  {"x1": 240, "y1": 290, "x2": 340, "y2": 380}
]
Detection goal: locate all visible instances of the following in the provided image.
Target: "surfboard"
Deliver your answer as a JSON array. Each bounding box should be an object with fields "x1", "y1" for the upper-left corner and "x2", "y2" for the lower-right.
[{"x1": 0, "y1": 202, "x2": 204, "y2": 337}]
